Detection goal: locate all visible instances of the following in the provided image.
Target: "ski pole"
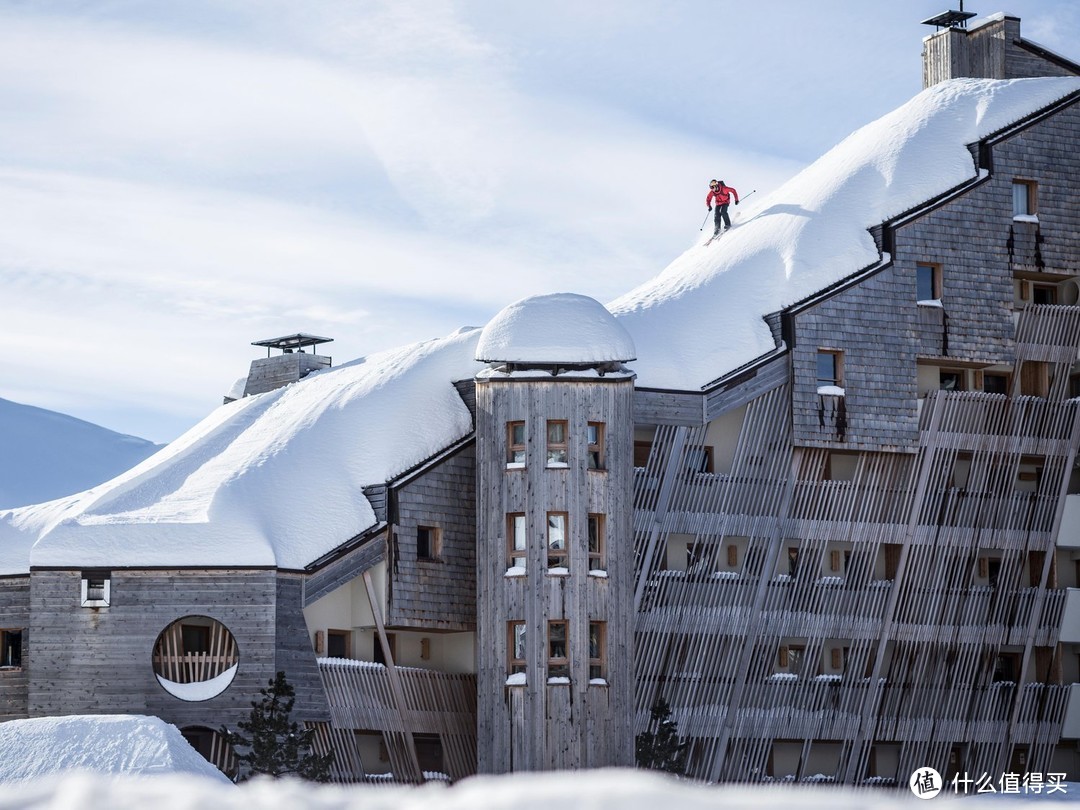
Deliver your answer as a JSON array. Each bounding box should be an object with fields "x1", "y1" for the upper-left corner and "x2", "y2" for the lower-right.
[{"x1": 699, "y1": 210, "x2": 711, "y2": 231}]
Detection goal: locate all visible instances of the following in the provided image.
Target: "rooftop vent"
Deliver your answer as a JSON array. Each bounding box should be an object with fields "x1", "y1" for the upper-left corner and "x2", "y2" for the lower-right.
[{"x1": 921, "y1": 1, "x2": 976, "y2": 30}]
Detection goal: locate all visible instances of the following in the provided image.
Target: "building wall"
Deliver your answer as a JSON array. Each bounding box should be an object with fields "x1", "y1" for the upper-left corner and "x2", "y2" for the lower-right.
[
  {"x1": 25, "y1": 569, "x2": 322, "y2": 731},
  {"x1": 0, "y1": 576, "x2": 29, "y2": 721},
  {"x1": 475, "y1": 375, "x2": 635, "y2": 772},
  {"x1": 388, "y1": 444, "x2": 477, "y2": 631},
  {"x1": 790, "y1": 96, "x2": 1080, "y2": 451}
]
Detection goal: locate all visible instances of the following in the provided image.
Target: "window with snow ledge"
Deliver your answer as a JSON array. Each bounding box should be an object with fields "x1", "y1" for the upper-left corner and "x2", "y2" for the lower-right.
[
  {"x1": 547, "y1": 512, "x2": 568, "y2": 569},
  {"x1": 548, "y1": 621, "x2": 568, "y2": 679},
  {"x1": 546, "y1": 420, "x2": 568, "y2": 466},
  {"x1": 508, "y1": 621, "x2": 526, "y2": 678},
  {"x1": 505, "y1": 566, "x2": 526, "y2": 578},
  {"x1": 152, "y1": 616, "x2": 238, "y2": 702},
  {"x1": 1012, "y1": 179, "x2": 1037, "y2": 218},
  {"x1": 505, "y1": 672, "x2": 527, "y2": 686},
  {"x1": 916, "y1": 262, "x2": 941, "y2": 302},
  {"x1": 507, "y1": 421, "x2": 526, "y2": 467},
  {"x1": 815, "y1": 350, "x2": 843, "y2": 391},
  {"x1": 80, "y1": 570, "x2": 111, "y2": 607}
]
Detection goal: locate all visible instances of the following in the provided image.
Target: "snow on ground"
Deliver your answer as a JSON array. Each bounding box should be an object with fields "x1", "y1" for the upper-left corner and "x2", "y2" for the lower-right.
[
  {"x1": 3, "y1": 767, "x2": 1079, "y2": 809},
  {"x1": 0, "y1": 715, "x2": 231, "y2": 785},
  {"x1": 0, "y1": 397, "x2": 160, "y2": 510},
  {"x1": 609, "y1": 76, "x2": 1080, "y2": 391}
]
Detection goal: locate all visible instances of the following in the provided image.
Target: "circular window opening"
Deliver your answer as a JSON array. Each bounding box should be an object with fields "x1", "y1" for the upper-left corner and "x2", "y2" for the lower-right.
[{"x1": 152, "y1": 616, "x2": 238, "y2": 702}]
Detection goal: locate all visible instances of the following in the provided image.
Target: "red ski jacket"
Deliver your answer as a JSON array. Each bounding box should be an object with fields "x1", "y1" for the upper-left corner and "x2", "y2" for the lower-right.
[{"x1": 706, "y1": 185, "x2": 739, "y2": 206}]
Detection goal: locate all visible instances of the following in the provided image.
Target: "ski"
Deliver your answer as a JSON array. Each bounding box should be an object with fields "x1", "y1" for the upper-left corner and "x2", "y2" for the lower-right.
[{"x1": 704, "y1": 226, "x2": 733, "y2": 246}]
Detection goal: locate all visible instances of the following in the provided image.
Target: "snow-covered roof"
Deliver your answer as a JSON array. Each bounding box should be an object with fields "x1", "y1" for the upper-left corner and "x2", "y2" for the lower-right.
[
  {"x1": 0, "y1": 715, "x2": 232, "y2": 783},
  {"x1": 608, "y1": 77, "x2": 1080, "y2": 391},
  {"x1": 476, "y1": 293, "x2": 636, "y2": 364},
  {"x1": 0, "y1": 328, "x2": 483, "y2": 573},
  {"x1": 2, "y1": 77, "x2": 1079, "y2": 574}
]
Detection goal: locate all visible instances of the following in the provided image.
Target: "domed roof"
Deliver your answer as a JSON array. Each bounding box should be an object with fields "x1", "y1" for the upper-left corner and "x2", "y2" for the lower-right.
[{"x1": 476, "y1": 293, "x2": 636, "y2": 365}]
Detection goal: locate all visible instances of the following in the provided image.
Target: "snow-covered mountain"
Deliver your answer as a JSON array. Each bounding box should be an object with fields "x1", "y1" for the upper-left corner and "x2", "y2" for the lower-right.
[{"x1": 0, "y1": 397, "x2": 161, "y2": 510}]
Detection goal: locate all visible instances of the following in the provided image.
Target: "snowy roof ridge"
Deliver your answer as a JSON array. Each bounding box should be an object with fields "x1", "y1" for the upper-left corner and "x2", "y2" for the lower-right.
[
  {"x1": 608, "y1": 77, "x2": 1080, "y2": 392},
  {"x1": 4, "y1": 77, "x2": 1080, "y2": 574}
]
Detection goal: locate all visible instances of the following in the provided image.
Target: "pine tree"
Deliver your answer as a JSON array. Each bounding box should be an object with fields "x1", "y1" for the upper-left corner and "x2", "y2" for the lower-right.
[
  {"x1": 221, "y1": 671, "x2": 334, "y2": 782},
  {"x1": 635, "y1": 697, "x2": 688, "y2": 774}
]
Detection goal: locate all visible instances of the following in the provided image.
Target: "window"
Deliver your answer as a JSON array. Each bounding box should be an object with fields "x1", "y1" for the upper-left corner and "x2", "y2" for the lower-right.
[
  {"x1": 587, "y1": 422, "x2": 605, "y2": 470},
  {"x1": 1013, "y1": 180, "x2": 1037, "y2": 217},
  {"x1": 373, "y1": 632, "x2": 397, "y2": 665},
  {"x1": 778, "y1": 643, "x2": 804, "y2": 675},
  {"x1": 587, "y1": 514, "x2": 605, "y2": 571},
  {"x1": 978, "y1": 556, "x2": 1002, "y2": 588},
  {"x1": 787, "y1": 547, "x2": 800, "y2": 577},
  {"x1": 152, "y1": 616, "x2": 238, "y2": 701},
  {"x1": 916, "y1": 262, "x2": 941, "y2": 301},
  {"x1": 1032, "y1": 284, "x2": 1057, "y2": 305},
  {"x1": 0, "y1": 629, "x2": 22, "y2": 668},
  {"x1": 508, "y1": 622, "x2": 526, "y2": 675},
  {"x1": 588, "y1": 622, "x2": 606, "y2": 680},
  {"x1": 327, "y1": 629, "x2": 350, "y2": 659},
  {"x1": 507, "y1": 421, "x2": 526, "y2": 466},
  {"x1": 633, "y1": 440, "x2": 654, "y2": 468},
  {"x1": 939, "y1": 369, "x2": 965, "y2": 392},
  {"x1": 816, "y1": 350, "x2": 843, "y2": 388},
  {"x1": 416, "y1": 525, "x2": 441, "y2": 560},
  {"x1": 983, "y1": 372, "x2": 1009, "y2": 395},
  {"x1": 548, "y1": 621, "x2": 568, "y2": 679},
  {"x1": 547, "y1": 513, "x2": 568, "y2": 570},
  {"x1": 994, "y1": 653, "x2": 1020, "y2": 683},
  {"x1": 507, "y1": 513, "x2": 527, "y2": 569},
  {"x1": 546, "y1": 420, "x2": 568, "y2": 466},
  {"x1": 80, "y1": 570, "x2": 110, "y2": 607}
]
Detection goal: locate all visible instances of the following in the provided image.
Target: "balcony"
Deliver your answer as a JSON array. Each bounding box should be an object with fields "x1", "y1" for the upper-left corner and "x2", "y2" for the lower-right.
[{"x1": 317, "y1": 658, "x2": 476, "y2": 781}]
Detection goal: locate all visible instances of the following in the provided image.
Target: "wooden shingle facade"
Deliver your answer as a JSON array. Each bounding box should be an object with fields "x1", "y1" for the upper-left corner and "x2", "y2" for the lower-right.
[{"x1": 0, "y1": 9, "x2": 1079, "y2": 789}]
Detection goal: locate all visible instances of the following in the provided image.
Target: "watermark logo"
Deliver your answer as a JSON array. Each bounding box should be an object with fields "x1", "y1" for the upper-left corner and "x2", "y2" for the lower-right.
[{"x1": 910, "y1": 766, "x2": 942, "y2": 799}]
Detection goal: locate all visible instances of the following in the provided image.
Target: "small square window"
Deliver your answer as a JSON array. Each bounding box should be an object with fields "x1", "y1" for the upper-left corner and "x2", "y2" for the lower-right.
[
  {"x1": 1013, "y1": 180, "x2": 1037, "y2": 217},
  {"x1": 327, "y1": 629, "x2": 350, "y2": 659},
  {"x1": 548, "y1": 621, "x2": 568, "y2": 679},
  {"x1": 940, "y1": 370, "x2": 965, "y2": 392},
  {"x1": 507, "y1": 513, "x2": 527, "y2": 569},
  {"x1": 0, "y1": 629, "x2": 22, "y2": 669},
  {"x1": 984, "y1": 373, "x2": 1009, "y2": 395},
  {"x1": 1032, "y1": 284, "x2": 1057, "y2": 305},
  {"x1": 587, "y1": 422, "x2": 605, "y2": 470},
  {"x1": 508, "y1": 622, "x2": 526, "y2": 675},
  {"x1": 546, "y1": 420, "x2": 568, "y2": 467},
  {"x1": 684, "y1": 446, "x2": 714, "y2": 474},
  {"x1": 588, "y1": 622, "x2": 606, "y2": 680},
  {"x1": 80, "y1": 570, "x2": 111, "y2": 607},
  {"x1": 816, "y1": 350, "x2": 842, "y2": 388},
  {"x1": 916, "y1": 262, "x2": 941, "y2": 301},
  {"x1": 587, "y1": 514, "x2": 605, "y2": 571},
  {"x1": 507, "y1": 421, "x2": 526, "y2": 466},
  {"x1": 778, "y1": 643, "x2": 804, "y2": 675},
  {"x1": 417, "y1": 525, "x2": 441, "y2": 560},
  {"x1": 547, "y1": 513, "x2": 568, "y2": 570}
]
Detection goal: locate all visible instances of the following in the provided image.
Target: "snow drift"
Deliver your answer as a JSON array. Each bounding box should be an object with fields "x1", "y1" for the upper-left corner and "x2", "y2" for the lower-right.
[{"x1": 0, "y1": 715, "x2": 232, "y2": 784}]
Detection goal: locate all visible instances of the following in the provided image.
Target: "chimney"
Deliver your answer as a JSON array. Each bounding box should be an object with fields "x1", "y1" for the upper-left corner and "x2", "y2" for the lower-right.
[{"x1": 226, "y1": 333, "x2": 334, "y2": 403}]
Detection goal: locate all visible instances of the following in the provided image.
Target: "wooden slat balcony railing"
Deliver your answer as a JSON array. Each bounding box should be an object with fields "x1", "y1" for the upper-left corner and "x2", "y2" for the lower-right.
[{"x1": 317, "y1": 658, "x2": 477, "y2": 781}]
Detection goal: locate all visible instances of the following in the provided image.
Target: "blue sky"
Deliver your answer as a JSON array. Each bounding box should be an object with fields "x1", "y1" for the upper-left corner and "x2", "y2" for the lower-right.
[{"x1": 1, "y1": 0, "x2": 1078, "y2": 443}]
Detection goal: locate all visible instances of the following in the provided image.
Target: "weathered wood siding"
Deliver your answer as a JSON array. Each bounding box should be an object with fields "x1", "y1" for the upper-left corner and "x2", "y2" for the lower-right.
[
  {"x1": 790, "y1": 97, "x2": 1080, "y2": 451},
  {"x1": 476, "y1": 374, "x2": 635, "y2": 772},
  {"x1": 705, "y1": 355, "x2": 789, "y2": 421},
  {"x1": 304, "y1": 534, "x2": 386, "y2": 607},
  {"x1": 633, "y1": 388, "x2": 703, "y2": 426},
  {"x1": 243, "y1": 353, "x2": 331, "y2": 397},
  {"x1": 388, "y1": 443, "x2": 477, "y2": 631},
  {"x1": 923, "y1": 16, "x2": 1080, "y2": 88},
  {"x1": 27, "y1": 569, "x2": 324, "y2": 730},
  {"x1": 276, "y1": 573, "x2": 331, "y2": 722},
  {"x1": 0, "y1": 576, "x2": 29, "y2": 721}
]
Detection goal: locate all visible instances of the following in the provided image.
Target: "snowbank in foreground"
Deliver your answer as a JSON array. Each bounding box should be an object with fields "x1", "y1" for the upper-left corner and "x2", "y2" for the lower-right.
[
  {"x1": 0, "y1": 768, "x2": 996, "y2": 810},
  {"x1": 0, "y1": 715, "x2": 231, "y2": 785}
]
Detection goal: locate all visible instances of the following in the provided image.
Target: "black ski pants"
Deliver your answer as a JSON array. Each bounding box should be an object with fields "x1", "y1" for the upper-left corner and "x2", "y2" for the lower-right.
[{"x1": 713, "y1": 203, "x2": 731, "y2": 233}]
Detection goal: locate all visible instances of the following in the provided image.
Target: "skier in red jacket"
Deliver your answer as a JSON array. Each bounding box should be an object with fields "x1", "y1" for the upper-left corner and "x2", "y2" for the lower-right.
[{"x1": 706, "y1": 179, "x2": 739, "y2": 236}]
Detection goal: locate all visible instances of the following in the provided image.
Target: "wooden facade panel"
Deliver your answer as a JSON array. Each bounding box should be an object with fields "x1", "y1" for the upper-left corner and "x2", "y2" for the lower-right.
[
  {"x1": 633, "y1": 389, "x2": 704, "y2": 426},
  {"x1": 276, "y1": 573, "x2": 331, "y2": 722},
  {"x1": 388, "y1": 443, "x2": 477, "y2": 631},
  {"x1": 0, "y1": 576, "x2": 29, "y2": 720},
  {"x1": 304, "y1": 534, "x2": 386, "y2": 607}
]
